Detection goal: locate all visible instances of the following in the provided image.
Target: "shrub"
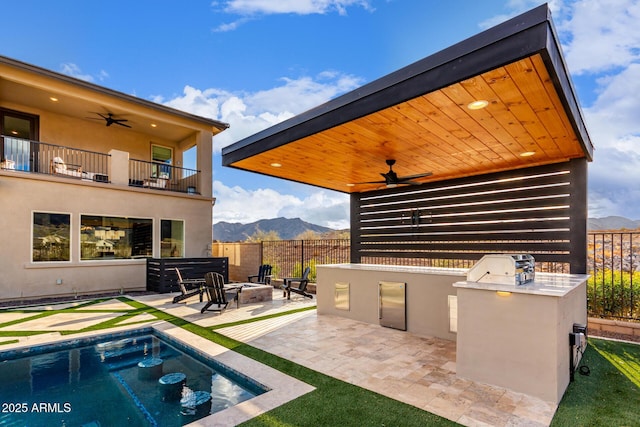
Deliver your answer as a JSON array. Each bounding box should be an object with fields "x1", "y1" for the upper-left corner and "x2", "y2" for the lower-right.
[{"x1": 588, "y1": 270, "x2": 640, "y2": 319}]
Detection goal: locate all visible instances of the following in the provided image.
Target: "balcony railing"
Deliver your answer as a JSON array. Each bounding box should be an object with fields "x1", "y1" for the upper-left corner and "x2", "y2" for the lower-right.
[
  {"x1": 2, "y1": 136, "x2": 201, "y2": 194},
  {"x1": 128, "y1": 158, "x2": 200, "y2": 194},
  {"x1": 1, "y1": 135, "x2": 110, "y2": 182}
]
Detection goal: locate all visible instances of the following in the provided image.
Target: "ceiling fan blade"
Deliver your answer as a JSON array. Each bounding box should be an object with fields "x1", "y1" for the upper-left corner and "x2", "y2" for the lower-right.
[
  {"x1": 354, "y1": 180, "x2": 386, "y2": 185},
  {"x1": 114, "y1": 121, "x2": 132, "y2": 128},
  {"x1": 397, "y1": 171, "x2": 433, "y2": 181}
]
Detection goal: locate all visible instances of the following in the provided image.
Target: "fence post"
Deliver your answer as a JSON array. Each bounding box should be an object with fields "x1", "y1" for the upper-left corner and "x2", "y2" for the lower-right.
[{"x1": 300, "y1": 239, "x2": 305, "y2": 273}]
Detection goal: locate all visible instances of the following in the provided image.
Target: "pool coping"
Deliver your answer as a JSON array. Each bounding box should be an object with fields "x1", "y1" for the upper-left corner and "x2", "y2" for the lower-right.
[{"x1": 0, "y1": 320, "x2": 315, "y2": 426}]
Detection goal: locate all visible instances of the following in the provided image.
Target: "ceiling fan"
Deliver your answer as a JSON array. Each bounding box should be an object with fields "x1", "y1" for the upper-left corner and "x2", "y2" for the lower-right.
[
  {"x1": 88, "y1": 112, "x2": 131, "y2": 128},
  {"x1": 357, "y1": 159, "x2": 432, "y2": 188}
]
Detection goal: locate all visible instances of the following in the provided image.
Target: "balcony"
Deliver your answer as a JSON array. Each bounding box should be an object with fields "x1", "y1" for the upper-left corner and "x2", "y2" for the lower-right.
[
  {"x1": 1, "y1": 135, "x2": 110, "y2": 182},
  {"x1": 1, "y1": 135, "x2": 200, "y2": 194},
  {"x1": 128, "y1": 158, "x2": 200, "y2": 194}
]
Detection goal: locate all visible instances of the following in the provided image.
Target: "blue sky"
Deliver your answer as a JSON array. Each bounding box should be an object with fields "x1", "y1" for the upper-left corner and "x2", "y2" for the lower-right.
[{"x1": 3, "y1": 1, "x2": 640, "y2": 228}]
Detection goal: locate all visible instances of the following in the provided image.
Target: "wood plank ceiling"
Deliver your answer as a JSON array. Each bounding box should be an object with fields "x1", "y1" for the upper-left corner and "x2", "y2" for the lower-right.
[{"x1": 230, "y1": 53, "x2": 585, "y2": 194}]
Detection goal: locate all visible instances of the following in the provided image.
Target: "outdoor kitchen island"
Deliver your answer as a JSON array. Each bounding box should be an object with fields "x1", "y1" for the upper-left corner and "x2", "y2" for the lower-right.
[
  {"x1": 316, "y1": 263, "x2": 589, "y2": 404},
  {"x1": 316, "y1": 263, "x2": 467, "y2": 341}
]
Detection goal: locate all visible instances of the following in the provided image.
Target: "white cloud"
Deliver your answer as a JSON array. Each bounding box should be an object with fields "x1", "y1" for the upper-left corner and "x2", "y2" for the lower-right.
[
  {"x1": 583, "y1": 63, "x2": 640, "y2": 219},
  {"x1": 557, "y1": 0, "x2": 640, "y2": 75},
  {"x1": 479, "y1": 0, "x2": 640, "y2": 77},
  {"x1": 478, "y1": 0, "x2": 566, "y2": 29},
  {"x1": 159, "y1": 72, "x2": 358, "y2": 227},
  {"x1": 59, "y1": 63, "x2": 110, "y2": 83},
  {"x1": 212, "y1": 180, "x2": 350, "y2": 228},
  {"x1": 97, "y1": 70, "x2": 110, "y2": 81},
  {"x1": 213, "y1": 0, "x2": 373, "y2": 31},
  {"x1": 158, "y1": 86, "x2": 223, "y2": 120},
  {"x1": 161, "y1": 71, "x2": 362, "y2": 152},
  {"x1": 584, "y1": 63, "x2": 640, "y2": 139},
  {"x1": 60, "y1": 63, "x2": 96, "y2": 82},
  {"x1": 219, "y1": 0, "x2": 372, "y2": 16}
]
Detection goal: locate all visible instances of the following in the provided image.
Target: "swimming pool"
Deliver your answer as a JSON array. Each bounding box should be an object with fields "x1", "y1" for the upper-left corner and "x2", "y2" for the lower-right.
[{"x1": 0, "y1": 327, "x2": 267, "y2": 426}]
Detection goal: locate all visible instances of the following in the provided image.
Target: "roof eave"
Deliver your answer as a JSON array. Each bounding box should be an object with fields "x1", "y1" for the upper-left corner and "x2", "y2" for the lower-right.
[{"x1": 0, "y1": 55, "x2": 230, "y2": 132}]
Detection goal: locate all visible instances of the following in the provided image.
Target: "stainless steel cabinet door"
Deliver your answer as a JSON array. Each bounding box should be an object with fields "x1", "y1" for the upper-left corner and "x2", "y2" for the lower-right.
[{"x1": 379, "y1": 281, "x2": 406, "y2": 330}]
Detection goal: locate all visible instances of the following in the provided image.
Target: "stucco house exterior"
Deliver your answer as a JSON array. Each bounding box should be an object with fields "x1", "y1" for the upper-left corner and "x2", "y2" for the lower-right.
[{"x1": 0, "y1": 55, "x2": 228, "y2": 302}]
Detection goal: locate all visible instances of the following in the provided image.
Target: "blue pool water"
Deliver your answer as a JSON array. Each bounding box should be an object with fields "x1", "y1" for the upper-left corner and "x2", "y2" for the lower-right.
[{"x1": 0, "y1": 328, "x2": 267, "y2": 426}]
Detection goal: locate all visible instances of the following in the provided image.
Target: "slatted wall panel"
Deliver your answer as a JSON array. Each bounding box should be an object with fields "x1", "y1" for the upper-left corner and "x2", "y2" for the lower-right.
[
  {"x1": 147, "y1": 257, "x2": 229, "y2": 293},
  {"x1": 351, "y1": 159, "x2": 587, "y2": 273}
]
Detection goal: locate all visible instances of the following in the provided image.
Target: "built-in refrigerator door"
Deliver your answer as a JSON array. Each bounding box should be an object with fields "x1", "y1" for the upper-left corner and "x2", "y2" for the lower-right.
[{"x1": 379, "y1": 281, "x2": 406, "y2": 330}]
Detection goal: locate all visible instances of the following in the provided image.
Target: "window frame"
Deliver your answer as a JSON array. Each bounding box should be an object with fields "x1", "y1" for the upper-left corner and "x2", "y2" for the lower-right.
[
  {"x1": 151, "y1": 143, "x2": 173, "y2": 179},
  {"x1": 160, "y1": 218, "x2": 185, "y2": 258},
  {"x1": 79, "y1": 214, "x2": 154, "y2": 261},
  {"x1": 31, "y1": 211, "x2": 72, "y2": 263}
]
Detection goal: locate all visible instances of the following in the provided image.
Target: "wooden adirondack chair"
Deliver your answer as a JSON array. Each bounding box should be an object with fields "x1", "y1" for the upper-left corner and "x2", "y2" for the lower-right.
[
  {"x1": 282, "y1": 266, "x2": 313, "y2": 300},
  {"x1": 247, "y1": 264, "x2": 272, "y2": 285},
  {"x1": 201, "y1": 272, "x2": 241, "y2": 314}
]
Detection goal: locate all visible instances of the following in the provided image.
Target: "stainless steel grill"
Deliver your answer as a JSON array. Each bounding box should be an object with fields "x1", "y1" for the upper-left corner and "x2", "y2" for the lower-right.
[{"x1": 467, "y1": 254, "x2": 535, "y2": 286}]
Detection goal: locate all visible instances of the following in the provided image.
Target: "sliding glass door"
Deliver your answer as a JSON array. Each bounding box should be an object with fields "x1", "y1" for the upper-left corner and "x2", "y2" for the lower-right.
[{"x1": 1, "y1": 108, "x2": 39, "y2": 171}]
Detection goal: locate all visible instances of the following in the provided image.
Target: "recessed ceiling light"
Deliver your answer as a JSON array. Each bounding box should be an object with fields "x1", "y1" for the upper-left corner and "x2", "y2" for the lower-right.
[
  {"x1": 346, "y1": 183, "x2": 355, "y2": 187},
  {"x1": 467, "y1": 100, "x2": 489, "y2": 110},
  {"x1": 520, "y1": 151, "x2": 536, "y2": 157},
  {"x1": 270, "y1": 163, "x2": 282, "y2": 167},
  {"x1": 49, "y1": 97, "x2": 59, "y2": 102},
  {"x1": 150, "y1": 123, "x2": 157, "y2": 128},
  {"x1": 11, "y1": 130, "x2": 18, "y2": 135}
]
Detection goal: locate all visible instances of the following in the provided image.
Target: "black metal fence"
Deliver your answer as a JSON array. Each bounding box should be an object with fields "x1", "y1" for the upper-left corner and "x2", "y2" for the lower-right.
[
  {"x1": 262, "y1": 239, "x2": 350, "y2": 281},
  {"x1": 261, "y1": 232, "x2": 640, "y2": 321},
  {"x1": 129, "y1": 158, "x2": 200, "y2": 194},
  {"x1": 588, "y1": 232, "x2": 639, "y2": 321}
]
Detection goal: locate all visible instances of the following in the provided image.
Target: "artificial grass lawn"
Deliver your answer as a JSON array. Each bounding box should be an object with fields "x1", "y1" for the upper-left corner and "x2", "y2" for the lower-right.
[{"x1": 551, "y1": 337, "x2": 640, "y2": 427}]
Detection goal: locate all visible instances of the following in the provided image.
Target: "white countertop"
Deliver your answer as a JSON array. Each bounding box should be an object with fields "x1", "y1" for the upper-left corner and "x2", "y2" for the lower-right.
[
  {"x1": 453, "y1": 272, "x2": 590, "y2": 297},
  {"x1": 318, "y1": 263, "x2": 468, "y2": 277},
  {"x1": 317, "y1": 264, "x2": 588, "y2": 297}
]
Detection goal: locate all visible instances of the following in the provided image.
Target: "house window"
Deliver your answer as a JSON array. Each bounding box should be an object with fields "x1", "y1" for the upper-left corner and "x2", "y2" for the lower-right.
[
  {"x1": 161, "y1": 219, "x2": 184, "y2": 258},
  {"x1": 80, "y1": 215, "x2": 152, "y2": 260},
  {"x1": 151, "y1": 144, "x2": 172, "y2": 179},
  {"x1": 32, "y1": 212, "x2": 71, "y2": 262}
]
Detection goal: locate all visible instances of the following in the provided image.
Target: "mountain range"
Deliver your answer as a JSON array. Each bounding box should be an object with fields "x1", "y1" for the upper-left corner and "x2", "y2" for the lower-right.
[
  {"x1": 587, "y1": 216, "x2": 640, "y2": 231},
  {"x1": 213, "y1": 217, "x2": 334, "y2": 242},
  {"x1": 213, "y1": 216, "x2": 640, "y2": 242}
]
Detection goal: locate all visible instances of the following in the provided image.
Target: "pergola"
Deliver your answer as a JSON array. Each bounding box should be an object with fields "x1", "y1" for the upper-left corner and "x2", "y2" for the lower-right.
[{"x1": 222, "y1": 4, "x2": 594, "y2": 274}]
